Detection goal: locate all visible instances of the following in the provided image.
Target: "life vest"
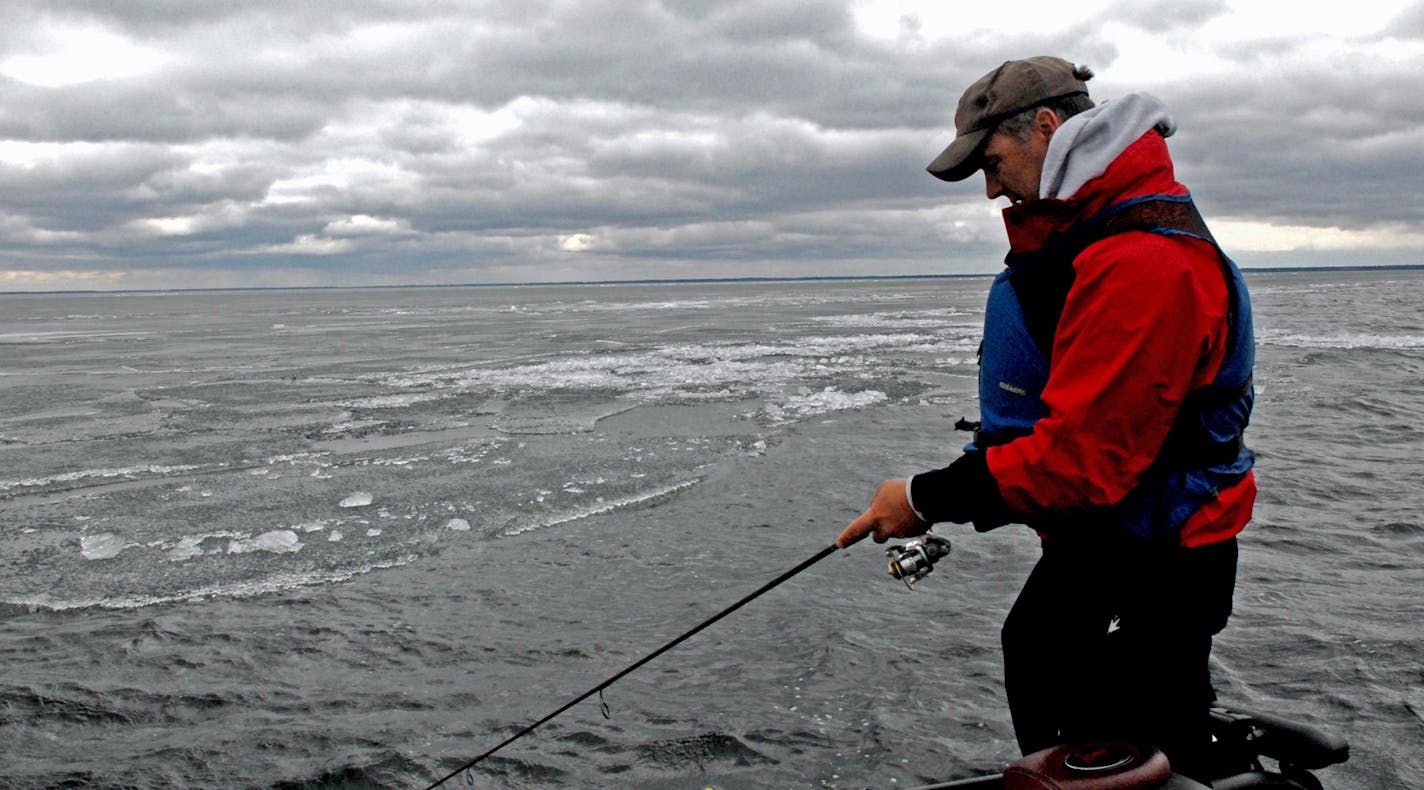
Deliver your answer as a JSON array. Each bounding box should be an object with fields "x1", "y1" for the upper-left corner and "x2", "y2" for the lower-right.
[{"x1": 973, "y1": 194, "x2": 1255, "y2": 541}]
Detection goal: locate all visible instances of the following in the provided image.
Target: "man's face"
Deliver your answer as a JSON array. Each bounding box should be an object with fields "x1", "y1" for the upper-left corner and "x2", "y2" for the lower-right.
[{"x1": 980, "y1": 129, "x2": 1049, "y2": 205}]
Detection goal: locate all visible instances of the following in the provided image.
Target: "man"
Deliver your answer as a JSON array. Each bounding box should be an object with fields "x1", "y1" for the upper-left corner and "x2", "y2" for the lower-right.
[{"x1": 836, "y1": 57, "x2": 1255, "y2": 780}]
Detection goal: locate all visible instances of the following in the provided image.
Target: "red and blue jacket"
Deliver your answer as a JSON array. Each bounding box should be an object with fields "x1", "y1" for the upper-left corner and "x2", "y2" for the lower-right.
[{"x1": 912, "y1": 127, "x2": 1255, "y2": 547}]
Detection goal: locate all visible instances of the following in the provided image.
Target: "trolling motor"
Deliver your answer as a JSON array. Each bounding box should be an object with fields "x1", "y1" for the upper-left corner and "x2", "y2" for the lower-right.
[{"x1": 886, "y1": 533, "x2": 951, "y2": 589}]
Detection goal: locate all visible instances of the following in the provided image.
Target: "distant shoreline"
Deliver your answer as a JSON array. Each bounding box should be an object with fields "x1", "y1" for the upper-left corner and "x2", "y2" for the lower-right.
[{"x1": 4, "y1": 264, "x2": 1422, "y2": 296}]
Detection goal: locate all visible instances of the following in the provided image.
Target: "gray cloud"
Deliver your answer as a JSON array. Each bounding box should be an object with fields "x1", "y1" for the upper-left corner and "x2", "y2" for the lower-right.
[
  {"x1": 1389, "y1": 2, "x2": 1424, "y2": 37},
  {"x1": 1107, "y1": 0, "x2": 1230, "y2": 33},
  {"x1": 1, "y1": 0, "x2": 1420, "y2": 290}
]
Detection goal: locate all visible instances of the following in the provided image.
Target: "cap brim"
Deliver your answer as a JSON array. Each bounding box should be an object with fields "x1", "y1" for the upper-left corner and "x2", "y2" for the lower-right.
[{"x1": 927, "y1": 127, "x2": 991, "y2": 182}]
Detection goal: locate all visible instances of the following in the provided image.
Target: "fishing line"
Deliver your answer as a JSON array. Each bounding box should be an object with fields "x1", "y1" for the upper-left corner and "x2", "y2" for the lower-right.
[{"x1": 424, "y1": 542, "x2": 842, "y2": 789}]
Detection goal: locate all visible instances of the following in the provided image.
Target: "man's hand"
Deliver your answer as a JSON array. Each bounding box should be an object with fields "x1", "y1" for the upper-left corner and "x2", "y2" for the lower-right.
[{"x1": 837, "y1": 478, "x2": 930, "y2": 548}]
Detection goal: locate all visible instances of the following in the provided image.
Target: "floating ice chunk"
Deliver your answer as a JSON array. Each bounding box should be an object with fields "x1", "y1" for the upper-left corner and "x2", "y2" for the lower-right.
[
  {"x1": 366, "y1": 528, "x2": 382, "y2": 537},
  {"x1": 343, "y1": 393, "x2": 447, "y2": 410},
  {"x1": 0, "y1": 463, "x2": 203, "y2": 494},
  {"x1": 340, "y1": 491, "x2": 374, "y2": 508},
  {"x1": 764, "y1": 387, "x2": 888, "y2": 424},
  {"x1": 80, "y1": 533, "x2": 130, "y2": 560},
  {"x1": 169, "y1": 535, "x2": 207, "y2": 562},
  {"x1": 445, "y1": 518, "x2": 471, "y2": 532},
  {"x1": 328, "y1": 531, "x2": 344, "y2": 542},
  {"x1": 227, "y1": 530, "x2": 302, "y2": 555}
]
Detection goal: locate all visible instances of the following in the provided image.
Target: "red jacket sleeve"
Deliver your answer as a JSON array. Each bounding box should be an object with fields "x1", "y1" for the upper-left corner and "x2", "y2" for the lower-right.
[{"x1": 985, "y1": 231, "x2": 1231, "y2": 515}]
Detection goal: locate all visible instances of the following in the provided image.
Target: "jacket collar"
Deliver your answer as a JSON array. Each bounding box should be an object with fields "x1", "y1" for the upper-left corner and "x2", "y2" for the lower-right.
[{"x1": 1000, "y1": 129, "x2": 1188, "y2": 260}]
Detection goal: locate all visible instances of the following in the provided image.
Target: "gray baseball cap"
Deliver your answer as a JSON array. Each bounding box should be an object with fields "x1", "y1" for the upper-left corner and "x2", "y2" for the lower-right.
[{"x1": 927, "y1": 56, "x2": 1091, "y2": 182}]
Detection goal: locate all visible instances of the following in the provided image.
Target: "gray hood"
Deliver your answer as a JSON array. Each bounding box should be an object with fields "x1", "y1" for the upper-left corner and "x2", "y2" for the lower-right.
[{"x1": 1040, "y1": 92, "x2": 1177, "y2": 201}]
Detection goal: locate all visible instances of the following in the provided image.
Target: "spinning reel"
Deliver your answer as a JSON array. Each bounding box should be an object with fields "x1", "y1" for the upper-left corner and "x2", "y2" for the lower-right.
[{"x1": 885, "y1": 533, "x2": 951, "y2": 589}]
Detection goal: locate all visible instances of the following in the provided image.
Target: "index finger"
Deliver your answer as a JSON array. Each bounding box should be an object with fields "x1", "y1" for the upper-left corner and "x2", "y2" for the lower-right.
[{"x1": 836, "y1": 514, "x2": 873, "y2": 549}]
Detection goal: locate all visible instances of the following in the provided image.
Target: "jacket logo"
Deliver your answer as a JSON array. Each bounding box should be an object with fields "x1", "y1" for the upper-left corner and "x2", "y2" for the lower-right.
[{"x1": 998, "y1": 380, "x2": 1028, "y2": 396}]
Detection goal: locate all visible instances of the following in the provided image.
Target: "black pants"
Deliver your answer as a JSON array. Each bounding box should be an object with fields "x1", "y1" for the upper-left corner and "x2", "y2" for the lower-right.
[{"x1": 1001, "y1": 535, "x2": 1237, "y2": 780}]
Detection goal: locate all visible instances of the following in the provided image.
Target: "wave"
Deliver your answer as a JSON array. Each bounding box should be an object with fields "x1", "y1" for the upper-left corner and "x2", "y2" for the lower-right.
[
  {"x1": 502, "y1": 479, "x2": 701, "y2": 537},
  {"x1": 1, "y1": 554, "x2": 421, "y2": 613},
  {"x1": 634, "y1": 730, "x2": 773, "y2": 769},
  {"x1": 370, "y1": 332, "x2": 974, "y2": 427},
  {"x1": 0, "y1": 463, "x2": 207, "y2": 495},
  {"x1": 1258, "y1": 330, "x2": 1424, "y2": 351}
]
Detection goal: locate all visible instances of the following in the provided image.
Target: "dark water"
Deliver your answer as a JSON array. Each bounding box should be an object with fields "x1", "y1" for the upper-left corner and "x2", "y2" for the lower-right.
[{"x1": 1, "y1": 271, "x2": 1420, "y2": 788}]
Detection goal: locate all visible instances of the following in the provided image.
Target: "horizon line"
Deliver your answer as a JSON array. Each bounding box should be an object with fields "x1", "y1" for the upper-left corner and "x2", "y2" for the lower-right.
[{"x1": 4, "y1": 263, "x2": 1422, "y2": 297}]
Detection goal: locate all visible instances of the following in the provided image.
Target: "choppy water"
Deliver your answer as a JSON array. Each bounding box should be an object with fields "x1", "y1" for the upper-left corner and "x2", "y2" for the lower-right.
[{"x1": 1, "y1": 271, "x2": 1420, "y2": 789}]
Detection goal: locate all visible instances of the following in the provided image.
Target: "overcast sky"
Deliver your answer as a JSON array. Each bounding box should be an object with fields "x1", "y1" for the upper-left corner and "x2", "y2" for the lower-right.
[{"x1": 2, "y1": 0, "x2": 1421, "y2": 292}]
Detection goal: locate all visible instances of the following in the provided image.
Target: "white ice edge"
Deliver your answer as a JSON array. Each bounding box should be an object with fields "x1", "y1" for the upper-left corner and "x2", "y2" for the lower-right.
[
  {"x1": 6, "y1": 555, "x2": 422, "y2": 612},
  {"x1": 502, "y1": 479, "x2": 701, "y2": 537}
]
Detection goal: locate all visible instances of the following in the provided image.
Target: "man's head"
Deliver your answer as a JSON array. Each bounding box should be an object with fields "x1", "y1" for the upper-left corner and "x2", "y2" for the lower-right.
[{"x1": 927, "y1": 56, "x2": 1095, "y2": 202}]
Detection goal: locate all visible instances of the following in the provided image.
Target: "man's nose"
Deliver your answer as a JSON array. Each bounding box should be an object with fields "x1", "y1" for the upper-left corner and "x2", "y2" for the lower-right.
[{"x1": 984, "y1": 171, "x2": 1002, "y2": 200}]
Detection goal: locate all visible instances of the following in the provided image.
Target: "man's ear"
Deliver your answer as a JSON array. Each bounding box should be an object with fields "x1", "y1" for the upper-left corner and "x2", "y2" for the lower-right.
[{"x1": 1034, "y1": 108, "x2": 1063, "y2": 139}]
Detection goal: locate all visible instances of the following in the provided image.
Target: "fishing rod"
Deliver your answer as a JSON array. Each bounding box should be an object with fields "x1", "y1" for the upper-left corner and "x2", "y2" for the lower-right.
[{"x1": 425, "y1": 541, "x2": 847, "y2": 789}]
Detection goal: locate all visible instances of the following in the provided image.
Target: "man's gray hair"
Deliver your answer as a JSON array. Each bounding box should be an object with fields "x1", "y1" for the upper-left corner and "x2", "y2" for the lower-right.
[{"x1": 996, "y1": 66, "x2": 1097, "y2": 141}]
